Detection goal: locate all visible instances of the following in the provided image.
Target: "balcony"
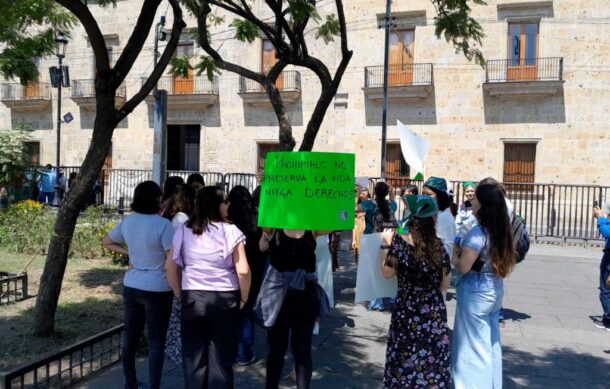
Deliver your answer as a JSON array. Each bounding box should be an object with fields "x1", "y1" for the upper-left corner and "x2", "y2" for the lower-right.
[
  {"x1": 0, "y1": 82, "x2": 51, "y2": 111},
  {"x1": 142, "y1": 75, "x2": 219, "y2": 109},
  {"x1": 363, "y1": 64, "x2": 434, "y2": 102},
  {"x1": 483, "y1": 57, "x2": 564, "y2": 97},
  {"x1": 238, "y1": 70, "x2": 301, "y2": 107},
  {"x1": 71, "y1": 80, "x2": 127, "y2": 111}
]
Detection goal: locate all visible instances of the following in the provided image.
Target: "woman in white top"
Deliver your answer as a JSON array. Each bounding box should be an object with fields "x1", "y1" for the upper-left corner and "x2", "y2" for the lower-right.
[
  {"x1": 422, "y1": 176, "x2": 456, "y2": 257},
  {"x1": 162, "y1": 184, "x2": 196, "y2": 230}
]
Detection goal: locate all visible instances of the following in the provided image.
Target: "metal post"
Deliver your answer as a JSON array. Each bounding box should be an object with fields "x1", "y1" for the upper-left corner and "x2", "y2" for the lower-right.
[
  {"x1": 380, "y1": 0, "x2": 392, "y2": 180},
  {"x1": 56, "y1": 55, "x2": 63, "y2": 202},
  {"x1": 152, "y1": 17, "x2": 167, "y2": 186}
]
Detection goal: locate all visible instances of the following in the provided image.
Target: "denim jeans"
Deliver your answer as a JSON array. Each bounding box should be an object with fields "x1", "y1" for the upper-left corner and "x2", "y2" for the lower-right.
[
  {"x1": 122, "y1": 286, "x2": 173, "y2": 389},
  {"x1": 452, "y1": 272, "x2": 504, "y2": 389},
  {"x1": 38, "y1": 191, "x2": 55, "y2": 205},
  {"x1": 600, "y1": 251, "x2": 610, "y2": 320},
  {"x1": 237, "y1": 307, "x2": 256, "y2": 363}
]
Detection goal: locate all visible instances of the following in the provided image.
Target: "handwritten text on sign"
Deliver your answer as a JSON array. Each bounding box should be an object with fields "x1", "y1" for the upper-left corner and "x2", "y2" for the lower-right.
[{"x1": 258, "y1": 152, "x2": 355, "y2": 230}]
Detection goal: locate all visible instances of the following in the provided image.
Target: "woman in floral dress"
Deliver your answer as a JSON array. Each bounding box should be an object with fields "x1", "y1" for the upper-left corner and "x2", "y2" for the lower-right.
[{"x1": 381, "y1": 195, "x2": 452, "y2": 388}]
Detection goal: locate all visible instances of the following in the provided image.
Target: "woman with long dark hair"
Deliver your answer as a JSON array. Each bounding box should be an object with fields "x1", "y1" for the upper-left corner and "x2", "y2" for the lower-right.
[
  {"x1": 362, "y1": 181, "x2": 397, "y2": 311},
  {"x1": 160, "y1": 176, "x2": 184, "y2": 215},
  {"x1": 166, "y1": 186, "x2": 251, "y2": 389},
  {"x1": 380, "y1": 195, "x2": 451, "y2": 388},
  {"x1": 422, "y1": 176, "x2": 456, "y2": 257},
  {"x1": 228, "y1": 185, "x2": 265, "y2": 366},
  {"x1": 102, "y1": 181, "x2": 175, "y2": 389},
  {"x1": 451, "y1": 180, "x2": 516, "y2": 388}
]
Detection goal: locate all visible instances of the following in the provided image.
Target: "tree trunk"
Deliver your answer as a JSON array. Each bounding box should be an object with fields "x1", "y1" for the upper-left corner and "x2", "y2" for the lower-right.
[
  {"x1": 299, "y1": 83, "x2": 336, "y2": 152},
  {"x1": 32, "y1": 93, "x2": 115, "y2": 336},
  {"x1": 267, "y1": 84, "x2": 296, "y2": 151}
]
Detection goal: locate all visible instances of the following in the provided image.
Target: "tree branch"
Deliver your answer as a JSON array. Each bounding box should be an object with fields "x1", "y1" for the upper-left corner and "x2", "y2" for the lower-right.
[
  {"x1": 54, "y1": 0, "x2": 109, "y2": 74},
  {"x1": 112, "y1": 0, "x2": 162, "y2": 86},
  {"x1": 208, "y1": 0, "x2": 279, "y2": 43},
  {"x1": 335, "y1": 0, "x2": 349, "y2": 56},
  {"x1": 115, "y1": 0, "x2": 185, "y2": 122}
]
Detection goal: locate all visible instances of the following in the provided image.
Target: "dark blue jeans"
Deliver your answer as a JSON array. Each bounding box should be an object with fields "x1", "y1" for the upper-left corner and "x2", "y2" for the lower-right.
[
  {"x1": 600, "y1": 251, "x2": 610, "y2": 321},
  {"x1": 236, "y1": 308, "x2": 256, "y2": 363},
  {"x1": 38, "y1": 191, "x2": 55, "y2": 205},
  {"x1": 122, "y1": 287, "x2": 173, "y2": 389}
]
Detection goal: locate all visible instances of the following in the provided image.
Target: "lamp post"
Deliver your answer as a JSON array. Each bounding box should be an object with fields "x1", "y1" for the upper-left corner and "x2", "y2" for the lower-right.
[{"x1": 54, "y1": 33, "x2": 68, "y2": 202}]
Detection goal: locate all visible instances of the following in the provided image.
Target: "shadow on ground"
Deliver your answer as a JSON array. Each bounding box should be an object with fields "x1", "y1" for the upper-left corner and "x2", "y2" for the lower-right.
[
  {"x1": 503, "y1": 346, "x2": 610, "y2": 389},
  {"x1": 78, "y1": 267, "x2": 124, "y2": 295}
]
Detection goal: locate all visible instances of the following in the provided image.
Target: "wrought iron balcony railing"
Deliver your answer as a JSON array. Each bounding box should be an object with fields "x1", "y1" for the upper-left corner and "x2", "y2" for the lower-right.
[
  {"x1": 239, "y1": 70, "x2": 301, "y2": 93},
  {"x1": 140, "y1": 75, "x2": 219, "y2": 95},
  {"x1": 72, "y1": 79, "x2": 126, "y2": 98},
  {"x1": 485, "y1": 57, "x2": 563, "y2": 83},
  {"x1": 0, "y1": 82, "x2": 51, "y2": 101},
  {"x1": 364, "y1": 64, "x2": 434, "y2": 88}
]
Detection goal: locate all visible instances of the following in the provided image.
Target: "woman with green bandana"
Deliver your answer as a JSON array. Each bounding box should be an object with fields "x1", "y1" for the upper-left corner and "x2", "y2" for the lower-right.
[{"x1": 380, "y1": 195, "x2": 451, "y2": 388}]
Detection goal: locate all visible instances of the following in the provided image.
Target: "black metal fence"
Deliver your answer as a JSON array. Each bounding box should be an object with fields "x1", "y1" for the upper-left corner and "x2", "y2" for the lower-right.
[
  {"x1": 369, "y1": 177, "x2": 609, "y2": 244},
  {"x1": 0, "y1": 272, "x2": 28, "y2": 305},
  {"x1": 364, "y1": 64, "x2": 434, "y2": 88},
  {"x1": 0, "y1": 83, "x2": 51, "y2": 101},
  {"x1": 485, "y1": 57, "x2": 563, "y2": 83},
  {"x1": 0, "y1": 325, "x2": 123, "y2": 389},
  {"x1": 239, "y1": 70, "x2": 302, "y2": 93},
  {"x1": 71, "y1": 80, "x2": 127, "y2": 98}
]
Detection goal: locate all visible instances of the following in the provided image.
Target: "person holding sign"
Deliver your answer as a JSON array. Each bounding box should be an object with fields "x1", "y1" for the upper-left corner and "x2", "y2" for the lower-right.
[
  {"x1": 380, "y1": 195, "x2": 451, "y2": 388},
  {"x1": 257, "y1": 229, "x2": 331, "y2": 389}
]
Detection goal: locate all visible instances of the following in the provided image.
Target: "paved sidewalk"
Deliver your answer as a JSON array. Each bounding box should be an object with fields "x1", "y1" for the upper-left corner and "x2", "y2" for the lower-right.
[{"x1": 76, "y1": 244, "x2": 610, "y2": 388}]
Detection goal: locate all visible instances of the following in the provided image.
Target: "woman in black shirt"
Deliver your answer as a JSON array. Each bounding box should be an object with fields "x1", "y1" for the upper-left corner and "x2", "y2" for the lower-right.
[{"x1": 258, "y1": 229, "x2": 330, "y2": 389}]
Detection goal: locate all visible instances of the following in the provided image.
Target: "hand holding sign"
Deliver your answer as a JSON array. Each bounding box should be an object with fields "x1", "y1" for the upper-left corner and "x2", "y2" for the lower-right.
[{"x1": 258, "y1": 152, "x2": 356, "y2": 231}]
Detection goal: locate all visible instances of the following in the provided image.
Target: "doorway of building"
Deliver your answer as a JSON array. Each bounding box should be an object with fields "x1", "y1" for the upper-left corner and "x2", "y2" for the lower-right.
[{"x1": 167, "y1": 124, "x2": 200, "y2": 171}]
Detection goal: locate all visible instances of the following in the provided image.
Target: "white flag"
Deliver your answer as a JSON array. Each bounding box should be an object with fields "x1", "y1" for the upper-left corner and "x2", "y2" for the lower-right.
[{"x1": 397, "y1": 120, "x2": 430, "y2": 174}]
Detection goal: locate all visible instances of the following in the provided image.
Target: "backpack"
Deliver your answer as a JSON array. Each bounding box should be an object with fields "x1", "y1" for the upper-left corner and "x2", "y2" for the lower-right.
[
  {"x1": 369, "y1": 200, "x2": 397, "y2": 233},
  {"x1": 511, "y1": 214, "x2": 530, "y2": 263}
]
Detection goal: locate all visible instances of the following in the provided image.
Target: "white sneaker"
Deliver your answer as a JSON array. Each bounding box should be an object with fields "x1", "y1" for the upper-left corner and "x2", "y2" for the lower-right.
[{"x1": 312, "y1": 321, "x2": 320, "y2": 336}]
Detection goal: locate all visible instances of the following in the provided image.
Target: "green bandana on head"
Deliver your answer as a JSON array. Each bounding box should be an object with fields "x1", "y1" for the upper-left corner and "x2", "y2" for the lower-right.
[
  {"x1": 463, "y1": 182, "x2": 476, "y2": 189},
  {"x1": 403, "y1": 195, "x2": 438, "y2": 227},
  {"x1": 424, "y1": 176, "x2": 448, "y2": 193}
]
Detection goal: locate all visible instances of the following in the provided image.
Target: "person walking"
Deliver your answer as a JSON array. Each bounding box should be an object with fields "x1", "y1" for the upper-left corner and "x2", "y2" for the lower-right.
[
  {"x1": 228, "y1": 185, "x2": 265, "y2": 365},
  {"x1": 257, "y1": 228, "x2": 331, "y2": 389},
  {"x1": 451, "y1": 180, "x2": 516, "y2": 389},
  {"x1": 166, "y1": 186, "x2": 251, "y2": 389},
  {"x1": 101, "y1": 181, "x2": 175, "y2": 389},
  {"x1": 352, "y1": 184, "x2": 367, "y2": 264},
  {"x1": 162, "y1": 184, "x2": 196, "y2": 365},
  {"x1": 593, "y1": 205, "x2": 610, "y2": 330},
  {"x1": 380, "y1": 195, "x2": 451, "y2": 388},
  {"x1": 362, "y1": 181, "x2": 397, "y2": 311}
]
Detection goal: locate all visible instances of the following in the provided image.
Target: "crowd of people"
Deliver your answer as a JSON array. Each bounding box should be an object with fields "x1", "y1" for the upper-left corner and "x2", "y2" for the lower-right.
[{"x1": 99, "y1": 172, "x2": 541, "y2": 389}]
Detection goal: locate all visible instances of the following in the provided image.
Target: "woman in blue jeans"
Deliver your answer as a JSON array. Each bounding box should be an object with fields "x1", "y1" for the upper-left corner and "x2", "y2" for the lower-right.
[
  {"x1": 102, "y1": 181, "x2": 175, "y2": 389},
  {"x1": 451, "y1": 180, "x2": 517, "y2": 389}
]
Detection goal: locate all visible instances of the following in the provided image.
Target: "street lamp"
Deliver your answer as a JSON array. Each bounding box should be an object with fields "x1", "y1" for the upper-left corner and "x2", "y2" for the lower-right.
[{"x1": 54, "y1": 32, "x2": 68, "y2": 204}]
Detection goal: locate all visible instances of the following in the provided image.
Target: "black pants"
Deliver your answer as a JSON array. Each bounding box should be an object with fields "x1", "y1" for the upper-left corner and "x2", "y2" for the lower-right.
[
  {"x1": 266, "y1": 285, "x2": 319, "y2": 389},
  {"x1": 122, "y1": 286, "x2": 173, "y2": 389},
  {"x1": 181, "y1": 290, "x2": 240, "y2": 389}
]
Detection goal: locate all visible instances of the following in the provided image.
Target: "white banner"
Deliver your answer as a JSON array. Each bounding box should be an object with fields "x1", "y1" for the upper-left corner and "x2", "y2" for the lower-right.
[
  {"x1": 355, "y1": 233, "x2": 397, "y2": 303},
  {"x1": 398, "y1": 120, "x2": 430, "y2": 174},
  {"x1": 315, "y1": 236, "x2": 335, "y2": 308}
]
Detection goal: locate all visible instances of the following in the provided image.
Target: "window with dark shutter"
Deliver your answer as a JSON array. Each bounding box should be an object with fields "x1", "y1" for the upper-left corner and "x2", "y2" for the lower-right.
[
  {"x1": 25, "y1": 142, "x2": 40, "y2": 166},
  {"x1": 386, "y1": 144, "x2": 410, "y2": 178},
  {"x1": 257, "y1": 143, "x2": 281, "y2": 173},
  {"x1": 503, "y1": 142, "x2": 536, "y2": 191}
]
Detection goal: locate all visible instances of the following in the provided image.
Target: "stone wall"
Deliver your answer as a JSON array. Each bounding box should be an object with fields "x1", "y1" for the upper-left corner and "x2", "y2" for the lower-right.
[{"x1": 0, "y1": 0, "x2": 608, "y2": 184}]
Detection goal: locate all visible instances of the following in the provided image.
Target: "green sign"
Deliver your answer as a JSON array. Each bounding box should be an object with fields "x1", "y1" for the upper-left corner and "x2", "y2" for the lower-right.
[{"x1": 258, "y1": 152, "x2": 356, "y2": 231}]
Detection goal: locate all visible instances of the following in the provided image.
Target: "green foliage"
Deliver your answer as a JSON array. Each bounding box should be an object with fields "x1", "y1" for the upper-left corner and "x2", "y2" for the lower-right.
[
  {"x1": 169, "y1": 56, "x2": 193, "y2": 78},
  {"x1": 231, "y1": 19, "x2": 259, "y2": 43},
  {"x1": 0, "y1": 202, "x2": 123, "y2": 260},
  {"x1": 431, "y1": 0, "x2": 487, "y2": 65},
  {"x1": 0, "y1": 122, "x2": 33, "y2": 189},
  {"x1": 0, "y1": 0, "x2": 77, "y2": 83},
  {"x1": 287, "y1": 0, "x2": 321, "y2": 24},
  {"x1": 194, "y1": 55, "x2": 221, "y2": 81},
  {"x1": 316, "y1": 14, "x2": 340, "y2": 44}
]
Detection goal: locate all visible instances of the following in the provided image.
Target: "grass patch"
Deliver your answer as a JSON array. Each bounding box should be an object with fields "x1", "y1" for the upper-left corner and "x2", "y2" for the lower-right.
[{"x1": 0, "y1": 250, "x2": 125, "y2": 370}]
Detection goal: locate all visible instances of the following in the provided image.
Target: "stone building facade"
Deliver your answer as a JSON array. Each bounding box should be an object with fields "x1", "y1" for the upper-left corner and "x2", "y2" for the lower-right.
[{"x1": 0, "y1": 0, "x2": 609, "y2": 185}]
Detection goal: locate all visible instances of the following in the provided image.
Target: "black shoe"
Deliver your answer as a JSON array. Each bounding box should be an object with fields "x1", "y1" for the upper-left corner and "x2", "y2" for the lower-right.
[{"x1": 593, "y1": 318, "x2": 610, "y2": 331}]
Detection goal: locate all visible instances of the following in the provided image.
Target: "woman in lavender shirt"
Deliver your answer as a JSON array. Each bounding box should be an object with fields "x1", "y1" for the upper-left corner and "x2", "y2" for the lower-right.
[{"x1": 166, "y1": 186, "x2": 251, "y2": 389}]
